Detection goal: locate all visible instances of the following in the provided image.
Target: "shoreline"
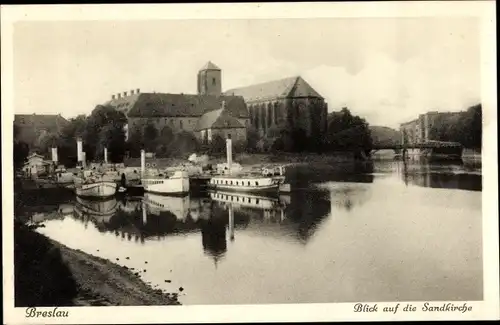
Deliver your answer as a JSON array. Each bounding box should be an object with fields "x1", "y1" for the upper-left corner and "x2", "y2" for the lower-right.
[{"x1": 14, "y1": 222, "x2": 180, "y2": 307}]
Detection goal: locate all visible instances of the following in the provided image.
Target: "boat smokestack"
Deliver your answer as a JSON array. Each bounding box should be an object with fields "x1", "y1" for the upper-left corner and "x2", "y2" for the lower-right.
[
  {"x1": 51, "y1": 147, "x2": 58, "y2": 163},
  {"x1": 104, "y1": 147, "x2": 108, "y2": 164},
  {"x1": 226, "y1": 135, "x2": 232, "y2": 172},
  {"x1": 140, "y1": 149, "x2": 145, "y2": 176},
  {"x1": 77, "y1": 138, "x2": 83, "y2": 163}
]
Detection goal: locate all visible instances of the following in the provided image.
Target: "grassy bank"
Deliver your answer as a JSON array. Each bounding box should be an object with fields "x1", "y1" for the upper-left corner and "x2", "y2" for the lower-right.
[{"x1": 14, "y1": 221, "x2": 180, "y2": 306}]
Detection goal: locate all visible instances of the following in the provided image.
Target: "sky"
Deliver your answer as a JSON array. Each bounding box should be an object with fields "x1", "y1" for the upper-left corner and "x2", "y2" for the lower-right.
[{"x1": 13, "y1": 17, "x2": 481, "y2": 128}]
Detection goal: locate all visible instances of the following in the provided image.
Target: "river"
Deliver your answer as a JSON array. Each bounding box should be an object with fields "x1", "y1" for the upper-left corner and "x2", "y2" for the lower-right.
[{"x1": 23, "y1": 160, "x2": 483, "y2": 305}]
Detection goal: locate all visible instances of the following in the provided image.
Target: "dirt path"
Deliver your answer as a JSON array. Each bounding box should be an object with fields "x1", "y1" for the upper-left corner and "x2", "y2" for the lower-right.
[{"x1": 56, "y1": 243, "x2": 180, "y2": 306}]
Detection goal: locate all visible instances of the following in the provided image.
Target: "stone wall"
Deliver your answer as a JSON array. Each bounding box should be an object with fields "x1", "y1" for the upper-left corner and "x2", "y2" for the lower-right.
[{"x1": 128, "y1": 116, "x2": 199, "y2": 134}]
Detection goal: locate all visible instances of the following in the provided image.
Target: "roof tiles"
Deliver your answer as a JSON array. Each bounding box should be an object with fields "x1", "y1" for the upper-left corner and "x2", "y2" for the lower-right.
[{"x1": 224, "y1": 76, "x2": 323, "y2": 102}]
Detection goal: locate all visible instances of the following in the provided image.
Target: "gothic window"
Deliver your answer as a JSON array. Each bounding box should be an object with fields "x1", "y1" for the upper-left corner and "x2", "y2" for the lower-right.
[
  {"x1": 267, "y1": 103, "x2": 273, "y2": 127},
  {"x1": 212, "y1": 78, "x2": 216, "y2": 85},
  {"x1": 260, "y1": 105, "x2": 266, "y2": 130},
  {"x1": 274, "y1": 102, "x2": 279, "y2": 124},
  {"x1": 180, "y1": 120, "x2": 183, "y2": 129}
]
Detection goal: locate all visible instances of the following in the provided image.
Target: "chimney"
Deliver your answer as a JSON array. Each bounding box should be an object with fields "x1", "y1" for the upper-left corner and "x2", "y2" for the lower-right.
[
  {"x1": 123, "y1": 91, "x2": 127, "y2": 97},
  {"x1": 226, "y1": 134, "x2": 232, "y2": 172},
  {"x1": 130, "y1": 90, "x2": 135, "y2": 95},
  {"x1": 112, "y1": 94, "x2": 115, "y2": 100},
  {"x1": 51, "y1": 147, "x2": 58, "y2": 163},
  {"x1": 118, "y1": 93, "x2": 122, "y2": 99},
  {"x1": 137, "y1": 88, "x2": 140, "y2": 94},
  {"x1": 140, "y1": 149, "x2": 146, "y2": 177},
  {"x1": 76, "y1": 138, "x2": 83, "y2": 163}
]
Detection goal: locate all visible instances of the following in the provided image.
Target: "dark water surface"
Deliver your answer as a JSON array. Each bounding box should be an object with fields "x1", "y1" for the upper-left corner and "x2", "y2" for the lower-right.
[{"x1": 25, "y1": 161, "x2": 482, "y2": 305}]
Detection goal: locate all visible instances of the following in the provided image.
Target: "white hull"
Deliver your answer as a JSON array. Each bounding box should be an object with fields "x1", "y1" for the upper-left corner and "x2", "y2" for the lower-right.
[
  {"x1": 142, "y1": 175, "x2": 189, "y2": 195},
  {"x1": 75, "y1": 181, "x2": 117, "y2": 198},
  {"x1": 208, "y1": 175, "x2": 284, "y2": 194}
]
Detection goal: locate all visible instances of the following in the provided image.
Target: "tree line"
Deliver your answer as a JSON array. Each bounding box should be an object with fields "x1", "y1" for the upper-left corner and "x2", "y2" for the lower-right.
[
  {"x1": 430, "y1": 104, "x2": 482, "y2": 150},
  {"x1": 14, "y1": 105, "x2": 374, "y2": 169},
  {"x1": 247, "y1": 106, "x2": 373, "y2": 156}
]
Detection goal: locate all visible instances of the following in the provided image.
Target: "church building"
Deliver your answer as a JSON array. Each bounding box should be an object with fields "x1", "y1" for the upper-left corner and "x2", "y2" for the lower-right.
[
  {"x1": 103, "y1": 61, "x2": 327, "y2": 145},
  {"x1": 225, "y1": 76, "x2": 328, "y2": 139}
]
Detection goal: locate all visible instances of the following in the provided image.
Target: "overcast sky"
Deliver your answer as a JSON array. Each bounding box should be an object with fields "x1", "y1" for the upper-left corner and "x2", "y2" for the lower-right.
[{"x1": 13, "y1": 17, "x2": 481, "y2": 128}]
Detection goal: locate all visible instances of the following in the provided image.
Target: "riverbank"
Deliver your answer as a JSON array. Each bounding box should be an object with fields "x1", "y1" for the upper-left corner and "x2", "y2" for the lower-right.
[
  {"x1": 14, "y1": 221, "x2": 180, "y2": 306},
  {"x1": 123, "y1": 152, "x2": 357, "y2": 169}
]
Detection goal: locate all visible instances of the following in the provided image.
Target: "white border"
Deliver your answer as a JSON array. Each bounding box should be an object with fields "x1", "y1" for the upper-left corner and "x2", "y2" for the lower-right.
[{"x1": 2, "y1": 2, "x2": 498, "y2": 323}]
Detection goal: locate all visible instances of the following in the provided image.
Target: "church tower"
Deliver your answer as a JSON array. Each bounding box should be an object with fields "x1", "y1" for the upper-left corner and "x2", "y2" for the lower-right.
[{"x1": 197, "y1": 61, "x2": 221, "y2": 96}]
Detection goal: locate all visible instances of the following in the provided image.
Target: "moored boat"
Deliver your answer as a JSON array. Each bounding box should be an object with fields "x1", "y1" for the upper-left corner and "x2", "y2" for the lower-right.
[
  {"x1": 207, "y1": 137, "x2": 289, "y2": 194},
  {"x1": 139, "y1": 149, "x2": 190, "y2": 195},
  {"x1": 73, "y1": 170, "x2": 117, "y2": 199},
  {"x1": 141, "y1": 170, "x2": 190, "y2": 195},
  {"x1": 207, "y1": 173, "x2": 285, "y2": 194}
]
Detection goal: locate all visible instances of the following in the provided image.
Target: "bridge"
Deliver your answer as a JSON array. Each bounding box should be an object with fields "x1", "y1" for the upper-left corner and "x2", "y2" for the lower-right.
[{"x1": 371, "y1": 140, "x2": 464, "y2": 155}]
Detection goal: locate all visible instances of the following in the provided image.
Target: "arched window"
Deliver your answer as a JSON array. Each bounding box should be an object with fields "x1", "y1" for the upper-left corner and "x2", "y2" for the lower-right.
[
  {"x1": 255, "y1": 106, "x2": 260, "y2": 128},
  {"x1": 274, "y1": 102, "x2": 279, "y2": 124},
  {"x1": 267, "y1": 103, "x2": 273, "y2": 127},
  {"x1": 262, "y1": 105, "x2": 267, "y2": 130},
  {"x1": 249, "y1": 105, "x2": 254, "y2": 123},
  {"x1": 180, "y1": 120, "x2": 183, "y2": 129}
]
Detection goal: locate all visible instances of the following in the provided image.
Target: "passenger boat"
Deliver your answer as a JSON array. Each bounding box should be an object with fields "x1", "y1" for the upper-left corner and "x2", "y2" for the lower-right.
[
  {"x1": 141, "y1": 170, "x2": 190, "y2": 195},
  {"x1": 73, "y1": 169, "x2": 117, "y2": 199},
  {"x1": 207, "y1": 169, "x2": 287, "y2": 194},
  {"x1": 139, "y1": 149, "x2": 190, "y2": 195},
  {"x1": 207, "y1": 137, "x2": 290, "y2": 194}
]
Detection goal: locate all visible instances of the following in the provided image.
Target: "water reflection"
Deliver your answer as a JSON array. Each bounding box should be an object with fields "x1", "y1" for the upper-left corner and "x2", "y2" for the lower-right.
[
  {"x1": 398, "y1": 160, "x2": 482, "y2": 191},
  {"x1": 53, "y1": 188, "x2": 331, "y2": 257},
  {"x1": 23, "y1": 161, "x2": 482, "y2": 304}
]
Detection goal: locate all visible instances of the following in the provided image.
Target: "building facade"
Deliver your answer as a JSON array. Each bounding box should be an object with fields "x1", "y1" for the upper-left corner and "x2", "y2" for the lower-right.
[
  {"x1": 14, "y1": 114, "x2": 68, "y2": 147},
  {"x1": 103, "y1": 61, "x2": 328, "y2": 144},
  {"x1": 400, "y1": 111, "x2": 462, "y2": 145},
  {"x1": 225, "y1": 76, "x2": 328, "y2": 139},
  {"x1": 195, "y1": 107, "x2": 247, "y2": 145},
  {"x1": 104, "y1": 62, "x2": 250, "y2": 140}
]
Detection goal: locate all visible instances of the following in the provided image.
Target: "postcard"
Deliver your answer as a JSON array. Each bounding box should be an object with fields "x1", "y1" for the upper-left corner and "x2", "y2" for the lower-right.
[{"x1": 2, "y1": 2, "x2": 498, "y2": 323}]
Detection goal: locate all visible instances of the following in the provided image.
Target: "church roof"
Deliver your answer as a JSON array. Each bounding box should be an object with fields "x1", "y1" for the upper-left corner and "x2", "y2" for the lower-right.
[
  {"x1": 111, "y1": 93, "x2": 249, "y2": 119},
  {"x1": 224, "y1": 76, "x2": 323, "y2": 102},
  {"x1": 195, "y1": 108, "x2": 245, "y2": 131},
  {"x1": 200, "y1": 61, "x2": 221, "y2": 71}
]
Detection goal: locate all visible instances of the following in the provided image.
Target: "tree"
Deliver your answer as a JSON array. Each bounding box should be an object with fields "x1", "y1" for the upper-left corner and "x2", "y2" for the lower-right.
[
  {"x1": 13, "y1": 124, "x2": 29, "y2": 172},
  {"x1": 426, "y1": 104, "x2": 482, "y2": 150},
  {"x1": 55, "y1": 115, "x2": 88, "y2": 167},
  {"x1": 326, "y1": 107, "x2": 373, "y2": 152},
  {"x1": 85, "y1": 105, "x2": 127, "y2": 161},
  {"x1": 97, "y1": 124, "x2": 126, "y2": 163},
  {"x1": 245, "y1": 126, "x2": 260, "y2": 153},
  {"x1": 210, "y1": 134, "x2": 227, "y2": 156},
  {"x1": 170, "y1": 131, "x2": 199, "y2": 157},
  {"x1": 156, "y1": 126, "x2": 175, "y2": 157},
  {"x1": 126, "y1": 124, "x2": 145, "y2": 158},
  {"x1": 142, "y1": 123, "x2": 159, "y2": 152}
]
